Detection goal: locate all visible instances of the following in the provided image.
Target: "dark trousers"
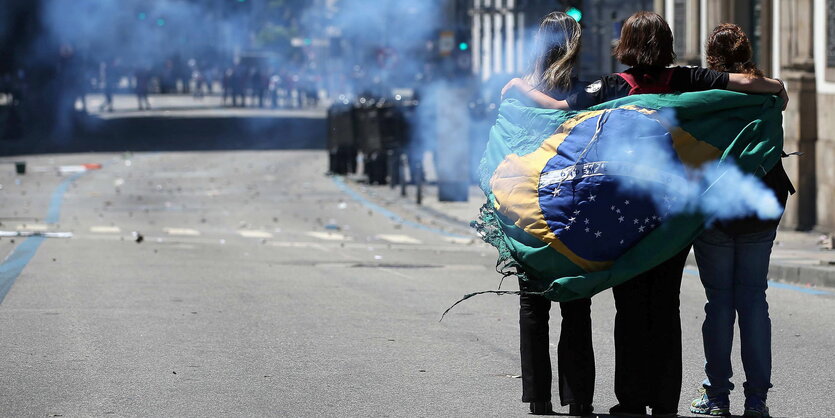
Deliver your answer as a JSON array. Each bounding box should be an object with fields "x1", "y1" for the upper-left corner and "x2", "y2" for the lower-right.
[
  {"x1": 519, "y1": 289, "x2": 594, "y2": 406},
  {"x1": 612, "y1": 246, "x2": 690, "y2": 413}
]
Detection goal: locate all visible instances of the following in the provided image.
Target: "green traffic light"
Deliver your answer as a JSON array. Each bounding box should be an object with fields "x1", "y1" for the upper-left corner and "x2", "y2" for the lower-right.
[
  {"x1": 137, "y1": 12, "x2": 147, "y2": 20},
  {"x1": 459, "y1": 42, "x2": 469, "y2": 51},
  {"x1": 567, "y1": 7, "x2": 582, "y2": 22},
  {"x1": 156, "y1": 18, "x2": 166, "y2": 27}
]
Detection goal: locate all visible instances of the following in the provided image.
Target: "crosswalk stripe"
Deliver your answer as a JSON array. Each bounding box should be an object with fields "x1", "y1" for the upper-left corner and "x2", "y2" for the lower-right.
[
  {"x1": 268, "y1": 241, "x2": 327, "y2": 251},
  {"x1": 90, "y1": 226, "x2": 121, "y2": 234},
  {"x1": 375, "y1": 234, "x2": 422, "y2": 244},
  {"x1": 163, "y1": 228, "x2": 201, "y2": 236},
  {"x1": 444, "y1": 237, "x2": 475, "y2": 245},
  {"x1": 238, "y1": 230, "x2": 273, "y2": 239},
  {"x1": 16, "y1": 224, "x2": 49, "y2": 232},
  {"x1": 306, "y1": 231, "x2": 349, "y2": 241}
]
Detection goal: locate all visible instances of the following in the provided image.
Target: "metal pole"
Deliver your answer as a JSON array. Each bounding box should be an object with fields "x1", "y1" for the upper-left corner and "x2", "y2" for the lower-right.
[
  {"x1": 400, "y1": 152, "x2": 407, "y2": 197},
  {"x1": 416, "y1": 159, "x2": 423, "y2": 205}
]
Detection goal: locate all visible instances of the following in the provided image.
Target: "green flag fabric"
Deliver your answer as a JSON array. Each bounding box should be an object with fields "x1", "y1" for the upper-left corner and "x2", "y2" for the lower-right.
[{"x1": 474, "y1": 90, "x2": 784, "y2": 302}]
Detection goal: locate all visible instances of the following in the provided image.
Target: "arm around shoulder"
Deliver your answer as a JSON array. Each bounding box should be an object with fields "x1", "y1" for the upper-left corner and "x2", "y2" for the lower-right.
[
  {"x1": 726, "y1": 74, "x2": 788, "y2": 110},
  {"x1": 501, "y1": 78, "x2": 571, "y2": 110}
]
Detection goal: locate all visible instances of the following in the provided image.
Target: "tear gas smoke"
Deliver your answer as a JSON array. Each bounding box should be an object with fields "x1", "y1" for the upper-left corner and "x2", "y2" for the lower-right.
[{"x1": 596, "y1": 108, "x2": 782, "y2": 224}]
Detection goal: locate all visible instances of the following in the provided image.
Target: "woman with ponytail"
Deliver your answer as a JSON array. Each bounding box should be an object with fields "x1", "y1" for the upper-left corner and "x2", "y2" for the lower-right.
[
  {"x1": 688, "y1": 24, "x2": 793, "y2": 418},
  {"x1": 506, "y1": 11, "x2": 595, "y2": 416}
]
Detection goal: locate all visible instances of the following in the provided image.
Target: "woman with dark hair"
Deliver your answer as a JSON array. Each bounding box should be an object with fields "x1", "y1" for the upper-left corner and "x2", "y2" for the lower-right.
[
  {"x1": 688, "y1": 24, "x2": 793, "y2": 418},
  {"x1": 505, "y1": 11, "x2": 594, "y2": 416},
  {"x1": 503, "y1": 11, "x2": 788, "y2": 417}
]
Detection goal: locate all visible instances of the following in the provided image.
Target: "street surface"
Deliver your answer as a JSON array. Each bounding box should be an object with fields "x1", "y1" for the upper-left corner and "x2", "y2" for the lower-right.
[{"x1": 0, "y1": 151, "x2": 832, "y2": 417}]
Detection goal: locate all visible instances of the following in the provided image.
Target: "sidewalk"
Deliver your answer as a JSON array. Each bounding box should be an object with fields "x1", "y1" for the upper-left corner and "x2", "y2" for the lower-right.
[{"x1": 360, "y1": 180, "x2": 835, "y2": 290}]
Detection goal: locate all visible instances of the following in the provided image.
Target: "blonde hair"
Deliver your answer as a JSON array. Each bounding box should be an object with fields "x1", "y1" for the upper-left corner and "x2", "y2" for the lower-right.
[{"x1": 524, "y1": 11, "x2": 582, "y2": 92}]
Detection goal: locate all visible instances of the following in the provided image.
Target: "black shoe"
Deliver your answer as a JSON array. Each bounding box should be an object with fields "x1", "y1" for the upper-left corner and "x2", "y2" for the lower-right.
[
  {"x1": 569, "y1": 403, "x2": 594, "y2": 416},
  {"x1": 529, "y1": 401, "x2": 555, "y2": 415},
  {"x1": 609, "y1": 403, "x2": 647, "y2": 416}
]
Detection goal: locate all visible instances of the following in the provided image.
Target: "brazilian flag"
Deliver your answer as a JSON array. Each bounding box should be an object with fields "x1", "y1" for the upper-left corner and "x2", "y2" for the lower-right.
[{"x1": 474, "y1": 90, "x2": 784, "y2": 302}]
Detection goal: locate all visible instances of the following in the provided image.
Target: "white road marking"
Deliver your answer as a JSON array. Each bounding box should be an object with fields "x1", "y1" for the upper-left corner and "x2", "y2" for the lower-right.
[
  {"x1": 163, "y1": 228, "x2": 201, "y2": 236},
  {"x1": 16, "y1": 224, "x2": 49, "y2": 231},
  {"x1": 90, "y1": 226, "x2": 121, "y2": 234},
  {"x1": 0, "y1": 231, "x2": 72, "y2": 238},
  {"x1": 444, "y1": 237, "x2": 475, "y2": 245},
  {"x1": 306, "y1": 231, "x2": 350, "y2": 241},
  {"x1": 268, "y1": 241, "x2": 328, "y2": 251},
  {"x1": 375, "y1": 234, "x2": 422, "y2": 244},
  {"x1": 238, "y1": 230, "x2": 273, "y2": 239}
]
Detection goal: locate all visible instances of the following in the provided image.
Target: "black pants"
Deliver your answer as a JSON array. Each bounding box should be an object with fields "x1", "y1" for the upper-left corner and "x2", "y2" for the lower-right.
[
  {"x1": 612, "y1": 246, "x2": 690, "y2": 413},
  {"x1": 519, "y1": 286, "x2": 594, "y2": 406}
]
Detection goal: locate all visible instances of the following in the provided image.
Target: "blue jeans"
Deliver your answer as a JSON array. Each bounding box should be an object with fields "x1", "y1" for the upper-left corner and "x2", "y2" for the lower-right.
[{"x1": 694, "y1": 227, "x2": 775, "y2": 397}]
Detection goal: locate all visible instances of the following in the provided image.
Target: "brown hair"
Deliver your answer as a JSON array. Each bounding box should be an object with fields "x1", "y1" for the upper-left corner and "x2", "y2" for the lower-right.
[
  {"x1": 705, "y1": 23, "x2": 764, "y2": 77},
  {"x1": 613, "y1": 11, "x2": 676, "y2": 68},
  {"x1": 524, "y1": 11, "x2": 582, "y2": 92}
]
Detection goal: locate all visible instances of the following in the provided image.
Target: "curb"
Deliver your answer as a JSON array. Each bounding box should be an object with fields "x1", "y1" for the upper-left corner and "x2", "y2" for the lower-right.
[{"x1": 686, "y1": 253, "x2": 835, "y2": 290}]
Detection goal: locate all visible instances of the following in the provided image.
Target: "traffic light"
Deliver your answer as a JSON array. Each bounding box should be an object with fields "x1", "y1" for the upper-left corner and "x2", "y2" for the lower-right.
[
  {"x1": 458, "y1": 42, "x2": 469, "y2": 51},
  {"x1": 566, "y1": 7, "x2": 582, "y2": 22},
  {"x1": 137, "y1": 12, "x2": 147, "y2": 20}
]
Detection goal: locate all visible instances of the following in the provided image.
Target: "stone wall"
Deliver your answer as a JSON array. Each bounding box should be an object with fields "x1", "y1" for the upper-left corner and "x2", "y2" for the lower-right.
[{"x1": 817, "y1": 93, "x2": 835, "y2": 230}]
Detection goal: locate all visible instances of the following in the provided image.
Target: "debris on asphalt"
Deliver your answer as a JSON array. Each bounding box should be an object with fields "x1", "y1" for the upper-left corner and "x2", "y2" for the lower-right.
[
  {"x1": 133, "y1": 231, "x2": 144, "y2": 243},
  {"x1": 324, "y1": 223, "x2": 340, "y2": 231}
]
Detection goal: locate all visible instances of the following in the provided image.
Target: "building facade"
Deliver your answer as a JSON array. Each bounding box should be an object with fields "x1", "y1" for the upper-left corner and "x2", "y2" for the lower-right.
[{"x1": 468, "y1": 0, "x2": 654, "y2": 82}]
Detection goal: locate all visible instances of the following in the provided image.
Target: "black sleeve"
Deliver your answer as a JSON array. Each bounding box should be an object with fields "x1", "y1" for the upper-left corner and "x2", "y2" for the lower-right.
[
  {"x1": 566, "y1": 75, "x2": 626, "y2": 110},
  {"x1": 672, "y1": 67, "x2": 729, "y2": 92}
]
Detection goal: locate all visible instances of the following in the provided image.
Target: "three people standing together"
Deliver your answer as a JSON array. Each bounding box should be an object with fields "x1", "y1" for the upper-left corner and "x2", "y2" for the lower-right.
[{"x1": 503, "y1": 11, "x2": 789, "y2": 418}]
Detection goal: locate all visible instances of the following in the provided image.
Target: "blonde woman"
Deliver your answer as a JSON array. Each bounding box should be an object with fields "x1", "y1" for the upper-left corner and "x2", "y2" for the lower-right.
[{"x1": 507, "y1": 12, "x2": 594, "y2": 416}]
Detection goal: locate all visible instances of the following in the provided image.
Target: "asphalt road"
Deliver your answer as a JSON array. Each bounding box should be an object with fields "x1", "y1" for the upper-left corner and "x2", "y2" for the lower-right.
[{"x1": 0, "y1": 151, "x2": 832, "y2": 417}]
